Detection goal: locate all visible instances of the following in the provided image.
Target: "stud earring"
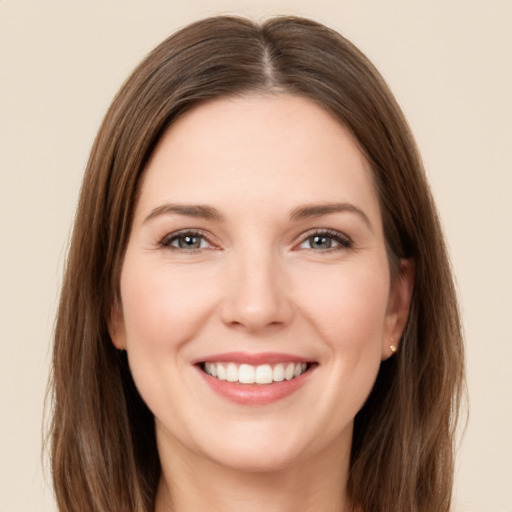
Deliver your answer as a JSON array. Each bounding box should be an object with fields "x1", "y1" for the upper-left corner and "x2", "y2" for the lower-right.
[{"x1": 390, "y1": 341, "x2": 397, "y2": 354}]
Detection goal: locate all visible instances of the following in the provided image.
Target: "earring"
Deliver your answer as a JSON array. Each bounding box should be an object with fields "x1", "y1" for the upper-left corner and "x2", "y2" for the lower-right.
[{"x1": 390, "y1": 341, "x2": 397, "y2": 354}]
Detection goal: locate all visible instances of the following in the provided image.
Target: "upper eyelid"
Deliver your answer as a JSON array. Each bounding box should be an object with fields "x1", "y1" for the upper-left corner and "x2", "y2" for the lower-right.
[
  {"x1": 160, "y1": 229, "x2": 216, "y2": 247},
  {"x1": 297, "y1": 227, "x2": 351, "y2": 240},
  {"x1": 295, "y1": 228, "x2": 353, "y2": 246}
]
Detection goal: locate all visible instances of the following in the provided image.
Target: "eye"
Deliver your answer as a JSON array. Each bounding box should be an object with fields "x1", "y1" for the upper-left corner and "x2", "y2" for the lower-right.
[
  {"x1": 297, "y1": 230, "x2": 353, "y2": 251},
  {"x1": 160, "y1": 230, "x2": 213, "y2": 251}
]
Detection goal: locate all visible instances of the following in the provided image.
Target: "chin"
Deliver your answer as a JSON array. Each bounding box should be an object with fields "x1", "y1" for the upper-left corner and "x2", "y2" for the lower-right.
[
  {"x1": 188, "y1": 416, "x2": 350, "y2": 475},
  {"x1": 204, "y1": 440, "x2": 306, "y2": 474}
]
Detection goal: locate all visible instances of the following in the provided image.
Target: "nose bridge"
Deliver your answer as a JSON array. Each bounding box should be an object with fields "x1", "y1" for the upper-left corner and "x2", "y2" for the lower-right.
[{"x1": 222, "y1": 240, "x2": 292, "y2": 331}]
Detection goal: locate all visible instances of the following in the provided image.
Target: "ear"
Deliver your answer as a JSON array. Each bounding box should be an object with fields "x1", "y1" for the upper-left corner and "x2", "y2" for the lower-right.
[
  {"x1": 381, "y1": 258, "x2": 415, "y2": 360},
  {"x1": 107, "y1": 300, "x2": 127, "y2": 350}
]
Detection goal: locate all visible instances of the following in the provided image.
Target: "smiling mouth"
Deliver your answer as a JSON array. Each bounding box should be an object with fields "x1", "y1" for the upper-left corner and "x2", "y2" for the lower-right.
[{"x1": 200, "y1": 362, "x2": 313, "y2": 385}]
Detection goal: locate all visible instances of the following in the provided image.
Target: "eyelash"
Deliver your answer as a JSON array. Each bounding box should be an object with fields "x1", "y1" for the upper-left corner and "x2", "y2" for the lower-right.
[
  {"x1": 159, "y1": 229, "x2": 213, "y2": 252},
  {"x1": 297, "y1": 229, "x2": 353, "y2": 252},
  {"x1": 159, "y1": 229, "x2": 353, "y2": 253}
]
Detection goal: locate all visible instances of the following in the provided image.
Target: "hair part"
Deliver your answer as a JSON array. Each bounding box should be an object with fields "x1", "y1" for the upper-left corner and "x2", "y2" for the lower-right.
[{"x1": 50, "y1": 15, "x2": 464, "y2": 512}]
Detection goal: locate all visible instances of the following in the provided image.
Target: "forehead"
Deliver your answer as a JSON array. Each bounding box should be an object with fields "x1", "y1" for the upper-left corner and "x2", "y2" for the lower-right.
[{"x1": 136, "y1": 94, "x2": 381, "y2": 227}]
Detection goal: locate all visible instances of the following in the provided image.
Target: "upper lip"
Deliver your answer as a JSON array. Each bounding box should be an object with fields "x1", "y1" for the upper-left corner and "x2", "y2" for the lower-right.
[{"x1": 193, "y1": 352, "x2": 314, "y2": 365}]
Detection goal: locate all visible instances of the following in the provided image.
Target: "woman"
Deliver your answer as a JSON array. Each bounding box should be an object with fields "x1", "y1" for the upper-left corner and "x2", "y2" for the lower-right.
[{"x1": 50, "y1": 15, "x2": 464, "y2": 512}]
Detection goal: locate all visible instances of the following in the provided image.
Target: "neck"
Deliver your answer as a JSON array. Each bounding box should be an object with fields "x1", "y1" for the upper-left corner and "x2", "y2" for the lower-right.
[{"x1": 154, "y1": 433, "x2": 352, "y2": 512}]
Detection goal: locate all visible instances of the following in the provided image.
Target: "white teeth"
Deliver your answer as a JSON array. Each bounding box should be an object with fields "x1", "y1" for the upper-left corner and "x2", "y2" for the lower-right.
[
  {"x1": 217, "y1": 363, "x2": 226, "y2": 380},
  {"x1": 226, "y1": 363, "x2": 238, "y2": 382},
  {"x1": 204, "y1": 362, "x2": 217, "y2": 377},
  {"x1": 273, "y1": 363, "x2": 285, "y2": 382},
  {"x1": 203, "y1": 361, "x2": 309, "y2": 384},
  {"x1": 239, "y1": 364, "x2": 255, "y2": 384},
  {"x1": 255, "y1": 364, "x2": 273, "y2": 384}
]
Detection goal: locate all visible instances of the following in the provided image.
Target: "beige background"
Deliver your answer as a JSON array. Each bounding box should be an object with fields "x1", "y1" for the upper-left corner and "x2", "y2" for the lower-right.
[{"x1": 1, "y1": 1, "x2": 511, "y2": 511}]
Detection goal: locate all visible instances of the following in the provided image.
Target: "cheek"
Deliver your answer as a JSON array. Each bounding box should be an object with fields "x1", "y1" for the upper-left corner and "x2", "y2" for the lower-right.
[
  {"x1": 282, "y1": 261, "x2": 391, "y2": 446},
  {"x1": 293, "y1": 259, "x2": 390, "y2": 422},
  {"x1": 295, "y1": 260, "x2": 391, "y2": 346},
  {"x1": 118, "y1": 258, "x2": 219, "y2": 423},
  {"x1": 120, "y1": 258, "x2": 219, "y2": 351}
]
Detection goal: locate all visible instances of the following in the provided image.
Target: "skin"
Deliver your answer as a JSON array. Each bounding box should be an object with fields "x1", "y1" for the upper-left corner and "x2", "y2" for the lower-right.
[{"x1": 109, "y1": 94, "x2": 413, "y2": 512}]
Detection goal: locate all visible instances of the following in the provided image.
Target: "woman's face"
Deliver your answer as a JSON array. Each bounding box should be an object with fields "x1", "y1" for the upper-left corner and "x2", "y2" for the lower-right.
[{"x1": 110, "y1": 94, "x2": 412, "y2": 472}]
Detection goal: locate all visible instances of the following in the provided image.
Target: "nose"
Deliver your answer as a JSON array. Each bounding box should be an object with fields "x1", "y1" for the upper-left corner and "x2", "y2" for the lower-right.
[{"x1": 219, "y1": 248, "x2": 294, "y2": 333}]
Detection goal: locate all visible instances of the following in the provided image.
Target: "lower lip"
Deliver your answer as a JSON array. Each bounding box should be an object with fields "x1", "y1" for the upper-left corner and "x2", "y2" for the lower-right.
[{"x1": 196, "y1": 366, "x2": 314, "y2": 405}]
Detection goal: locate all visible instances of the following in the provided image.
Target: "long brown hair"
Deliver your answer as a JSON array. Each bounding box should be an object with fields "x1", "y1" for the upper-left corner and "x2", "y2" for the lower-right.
[{"x1": 50, "y1": 15, "x2": 464, "y2": 512}]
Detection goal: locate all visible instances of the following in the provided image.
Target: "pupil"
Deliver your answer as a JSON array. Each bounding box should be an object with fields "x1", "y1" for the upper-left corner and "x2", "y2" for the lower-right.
[
  {"x1": 312, "y1": 235, "x2": 331, "y2": 249},
  {"x1": 180, "y1": 235, "x2": 200, "y2": 249}
]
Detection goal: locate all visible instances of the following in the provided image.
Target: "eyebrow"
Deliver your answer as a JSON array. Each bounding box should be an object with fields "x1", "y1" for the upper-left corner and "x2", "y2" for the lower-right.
[
  {"x1": 143, "y1": 201, "x2": 373, "y2": 231},
  {"x1": 289, "y1": 202, "x2": 373, "y2": 231},
  {"x1": 143, "y1": 204, "x2": 225, "y2": 224}
]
